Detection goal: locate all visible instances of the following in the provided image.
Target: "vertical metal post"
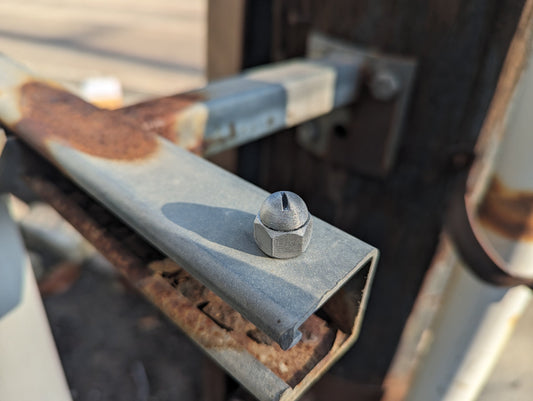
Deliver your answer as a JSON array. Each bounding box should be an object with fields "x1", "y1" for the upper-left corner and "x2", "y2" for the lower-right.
[
  {"x1": 0, "y1": 197, "x2": 72, "y2": 401},
  {"x1": 398, "y1": 3, "x2": 533, "y2": 399}
]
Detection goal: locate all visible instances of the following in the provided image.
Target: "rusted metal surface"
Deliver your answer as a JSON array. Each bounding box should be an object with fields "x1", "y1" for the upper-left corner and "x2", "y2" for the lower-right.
[
  {"x1": 447, "y1": 179, "x2": 533, "y2": 288},
  {"x1": 16, "y1": 82, "x2": 159, "y2": 160},
  {"x1": 478, "y1": 176, "x2": 533, "y2": 241},
  {"x1": 440, "y1": 0, "x2": 533, "y2": 288},
  {"x1": 10, "y1": 143, "x2": 368, "y2": 400},
  {"x1": 119, "y1": 93, "x2": 206, "y2": 153},
  {"x1": 143, "y1": 266, "x2": 341, "y2": 387},
  {"x1": 1, "y1": 35, "x2": 415, "y2": 180},
  {"x1": 120, "y1": 55, "x2": 368, "y2": 157}
]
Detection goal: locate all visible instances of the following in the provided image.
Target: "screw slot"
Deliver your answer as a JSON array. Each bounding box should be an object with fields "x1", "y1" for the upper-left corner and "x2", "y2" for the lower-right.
[{"x1": 282, "y1": 192, "x2": 289, "y2": 210}]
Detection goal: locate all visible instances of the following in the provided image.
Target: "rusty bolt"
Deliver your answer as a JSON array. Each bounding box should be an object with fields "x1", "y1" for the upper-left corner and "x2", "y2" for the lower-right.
[
  {"x1": 369, "y1": 69, "x2": 400, "y2": 101},
  {"x1": 254, "y1": 191, "x2": 313, "y2": 259}
]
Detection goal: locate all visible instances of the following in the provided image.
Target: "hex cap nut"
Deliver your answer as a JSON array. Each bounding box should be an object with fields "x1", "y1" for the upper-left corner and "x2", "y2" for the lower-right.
[{"x1": 254, "y1": 191, "x2": 312, "y2": 259}]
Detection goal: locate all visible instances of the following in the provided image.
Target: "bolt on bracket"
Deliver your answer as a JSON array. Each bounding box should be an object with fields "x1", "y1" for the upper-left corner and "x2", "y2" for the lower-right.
[{"x1": 298, "y1": 32, "x2": 417, "y2": 177}]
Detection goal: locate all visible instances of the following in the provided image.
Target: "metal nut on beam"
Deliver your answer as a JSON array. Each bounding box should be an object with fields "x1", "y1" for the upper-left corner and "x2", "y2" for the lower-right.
[{"x1": 254, "y1": 191, "x2": 313, "y2": 259}]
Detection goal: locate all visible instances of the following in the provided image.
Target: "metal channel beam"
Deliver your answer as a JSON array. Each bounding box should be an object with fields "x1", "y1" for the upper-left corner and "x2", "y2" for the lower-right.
[
  {"x1": 0, "y1": 55, "x2": 378, "y2": 354},
  {"x1": 5, "y1": 144, "x2": 374, "y2": 401}
]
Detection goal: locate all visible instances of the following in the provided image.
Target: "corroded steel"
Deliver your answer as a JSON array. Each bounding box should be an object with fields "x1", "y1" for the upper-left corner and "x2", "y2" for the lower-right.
[
  {"x1": 13, "y1": 148, "x2": 373, "y2": 401},
  {"x1": 478, "y1": 176, "x2": 533, "y2": 241}
]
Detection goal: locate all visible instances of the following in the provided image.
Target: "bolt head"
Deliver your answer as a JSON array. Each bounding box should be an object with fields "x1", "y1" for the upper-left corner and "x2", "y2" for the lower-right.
[
  {"x1": 369, "y1": 70, "x2": 400, "y2": 101},
  {"x1": 254, "y1": 191, "x2": 312, "y2": 258},
  {"x1": 254, "y1": 215, "x2": 313, "y2": 259}
]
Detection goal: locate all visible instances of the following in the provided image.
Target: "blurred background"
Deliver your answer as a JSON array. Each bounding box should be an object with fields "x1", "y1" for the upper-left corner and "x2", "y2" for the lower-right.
[{"x1": 0, "y1": 0, "x2": 206, "y2": 103}]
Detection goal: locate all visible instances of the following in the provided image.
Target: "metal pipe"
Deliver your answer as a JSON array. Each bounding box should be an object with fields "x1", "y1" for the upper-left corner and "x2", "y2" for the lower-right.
[
  {"x1": 403, "y1": 264, "x2": 531, "y2": 401},
  {"x1": 0, "y1": 197, "x2": 72, "y2": 401}
]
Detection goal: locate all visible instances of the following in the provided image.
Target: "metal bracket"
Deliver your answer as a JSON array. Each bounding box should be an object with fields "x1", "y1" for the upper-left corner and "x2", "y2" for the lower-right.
[{"x1": 298, "y1": 32, "x2": 417, "y2": 177}]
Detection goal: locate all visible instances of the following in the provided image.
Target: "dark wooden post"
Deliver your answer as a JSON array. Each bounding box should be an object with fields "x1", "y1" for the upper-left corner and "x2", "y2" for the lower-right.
[{"x1": 240, "y1": 0, "x2": 526, "y2": 398}]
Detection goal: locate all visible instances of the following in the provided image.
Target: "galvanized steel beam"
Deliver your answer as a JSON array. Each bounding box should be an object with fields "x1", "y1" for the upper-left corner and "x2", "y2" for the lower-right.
[{"x1": 7, "y1": 151, "x2": 372, "y2": 401}]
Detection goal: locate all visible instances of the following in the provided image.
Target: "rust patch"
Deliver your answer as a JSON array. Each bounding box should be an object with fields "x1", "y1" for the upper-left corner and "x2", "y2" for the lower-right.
[
  {"x1": 160, "y1": 263, "x2": 339, "y2": 386},
  {"x1": 15, "y1": 81, "x2": 158, "y2": 160},
  {"x1": 139, "y1": 275, "x2": 243, "y2": 350},
  {"x1": 26, "y1": 175, "x2": 152, "y2": 283},
  {"x1": 148, "y1": 259, "x2": 181, "y2": 274},
  {"x1": 478, "y1": 176, "x2": 533, "y2": 240},
  {"x1": 202, "y1": 300, "x2": 241, "y2": 331},
  {"x1": 118, "y1": 92, "x2": 204, "y2": 144},
  {"x1": 38, "y1": 261, "x2": 81, "y2": 296}
]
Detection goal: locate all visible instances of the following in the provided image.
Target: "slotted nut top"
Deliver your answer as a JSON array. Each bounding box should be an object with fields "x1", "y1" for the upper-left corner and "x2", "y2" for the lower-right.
[{"x1": 259, "y1": 191, "x2": 309, "y2": 231}]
